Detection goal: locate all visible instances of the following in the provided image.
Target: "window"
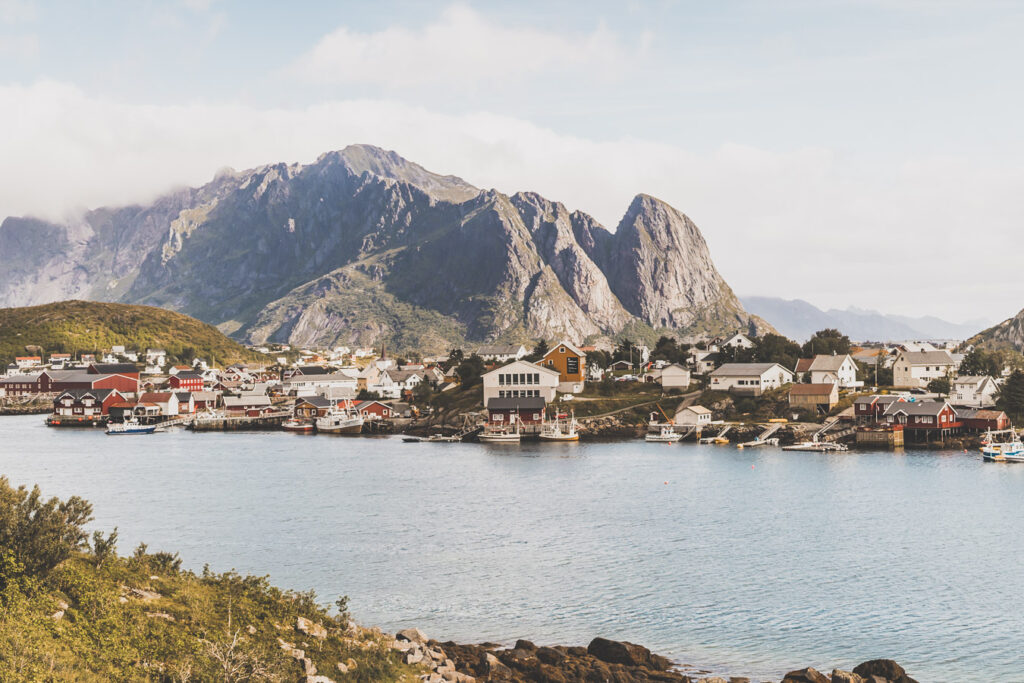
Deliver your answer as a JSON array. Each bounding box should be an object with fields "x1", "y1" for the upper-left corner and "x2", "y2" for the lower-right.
[{"x1": 560, "y1": 347, "x2": 565, "y2": 353}]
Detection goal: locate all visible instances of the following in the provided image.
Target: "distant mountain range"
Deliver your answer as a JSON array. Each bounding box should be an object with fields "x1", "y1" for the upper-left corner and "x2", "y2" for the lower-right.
[
  {"x1": 967, "y1": 307, "x2": 1024, "y2": 352},
  {"x1": 741, "y1": 296, "x2": 992, "y2": 343},
  {"x1": 0, "y1": 145, "x2": 772, "y2": 353}
]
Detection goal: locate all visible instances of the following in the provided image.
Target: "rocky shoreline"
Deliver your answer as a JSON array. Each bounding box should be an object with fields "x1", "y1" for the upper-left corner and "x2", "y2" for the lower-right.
[{"x1": 384, "y1": 629, "x2": 919, "y2": 683}]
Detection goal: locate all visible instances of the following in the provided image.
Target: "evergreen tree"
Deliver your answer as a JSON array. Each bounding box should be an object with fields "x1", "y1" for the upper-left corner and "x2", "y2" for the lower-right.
[
  {"x1": 802, "y1": 329, "x2": 851, "y2": 357},
  {"x1": 998, "y1": 370, "x2": 1024, "y2": 417}
]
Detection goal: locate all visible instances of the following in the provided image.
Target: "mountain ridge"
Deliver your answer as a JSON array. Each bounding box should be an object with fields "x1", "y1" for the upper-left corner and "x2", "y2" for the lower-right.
[
  {"x1": 742, "y1": 295, "x2": 991, "y2": 342},
  {"x1": 0, "y1": 144, "x2": 770, "y2": 352}
]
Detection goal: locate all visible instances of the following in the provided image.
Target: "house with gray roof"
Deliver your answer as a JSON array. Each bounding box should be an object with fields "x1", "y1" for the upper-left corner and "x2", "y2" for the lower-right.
[{"x1": 709, "y1": 363, "x2": 794, "y2": 396}]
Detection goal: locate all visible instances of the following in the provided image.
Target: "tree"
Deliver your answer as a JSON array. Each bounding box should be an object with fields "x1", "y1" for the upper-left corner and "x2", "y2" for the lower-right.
[
  {"x1": 958, "y1": 348, "x2": 1001, "y2": 377},
  {"x1": 456, "y1": 354, "x2": 486, "y2": 387},
  {"x1": 998, "y1": 370, "x2": 1024, "y2": 417},
  {"x1": 444, "y1": 348, "x2": 464, "y2": 371},
  {"x1": 801, "y1": 329, "x2": 851, "y2": 357},
  {"x1": 0, "y1": 477, "x2": 93, "y2": 577},
  {"x1": 612, "y1": 339, "x2": 636, "y2": 365},
  {"x1": 91, "y1": 527, "x2": 118, "y2": 569},
  {"x1": 752, "y1": 333, "x2": 801, "y2": 368},
  {"x1": 587, "y1": 349, "x2": 611, "y2": 370},
  {"x1": 927, "y1": 377, "x2": 951, "y2": 395},
  {"x1": 529, "y1": 339, "x2": 549, "y2": 362}
]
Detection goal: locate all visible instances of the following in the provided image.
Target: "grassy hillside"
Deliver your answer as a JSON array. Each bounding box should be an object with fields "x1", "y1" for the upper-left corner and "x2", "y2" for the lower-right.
[
  {"x1": 0, "y1": 477, "x2": 414, "y2": 681},
  {"x1": 0, "y1": 300, "x2": 264, "y2": 366}
]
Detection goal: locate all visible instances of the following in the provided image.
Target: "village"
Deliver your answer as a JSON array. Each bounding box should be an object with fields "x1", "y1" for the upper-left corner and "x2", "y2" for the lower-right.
[{"x1": 0, "y1": 329, "x2": 1019, "y2": 452}]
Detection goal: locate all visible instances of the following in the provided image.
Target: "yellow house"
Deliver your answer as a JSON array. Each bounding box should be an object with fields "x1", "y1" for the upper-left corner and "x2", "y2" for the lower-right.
[{"x1": 541, "y1": 340, "x2": 586, "y2": 393}]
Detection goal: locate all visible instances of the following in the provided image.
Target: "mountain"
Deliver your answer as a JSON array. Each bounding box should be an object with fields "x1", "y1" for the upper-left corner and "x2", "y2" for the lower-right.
[
  {"x1": 967, "y1": 308, "x2": 1024, "y2": 352},
  {"x1": 0, "y1": 301, "x2": 263, "y2": 365},
  {"x1": 0, "y1": 145, "x2": 769, "y2": 352},
  {"x1": 742, "y1": 296, "x2": 989, "y2": 342}
]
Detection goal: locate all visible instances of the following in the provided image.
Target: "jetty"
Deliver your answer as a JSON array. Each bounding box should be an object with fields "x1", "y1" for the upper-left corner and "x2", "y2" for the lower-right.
[
  {"x1": 192, "y1": 410, "x2": 291, "y2": 431},
  {"x1": 737, "y1": 423, "x2": 782, "y2": 449},
  {"x1": 699, "y1": 424, "x2": 732, "y2": 444}
]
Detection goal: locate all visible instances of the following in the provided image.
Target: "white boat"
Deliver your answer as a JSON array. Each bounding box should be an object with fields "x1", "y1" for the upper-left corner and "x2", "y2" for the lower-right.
[
  {"x1": 982, "y1": 428, "x2": 1024, "y2": 462},
  {"x1": 282, "y1": 418, "x2": 315, "y2": 433},
  {"x1": 316, "y1": 401, "x2": 364, "y2": 435},
  {"x1": 106, "y1": 418, "x2": 157, "y2": 435},
  {"x1": 478, "y1": 415, "x2": 521, "y2": 443},
  {"x1": 540, "y1": 410, "x2": 579, "y2": 442},
  {"x1": 782, "y1": 441, "x2": 848, "y2": 452},
  {"x1": 645, "y1": 425, "x2": 681, "y2": 443}
]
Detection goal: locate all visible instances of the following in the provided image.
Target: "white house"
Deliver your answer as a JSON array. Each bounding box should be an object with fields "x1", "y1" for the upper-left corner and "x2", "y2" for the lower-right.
[
  {"x1": 476, "y1": 344, "x2": 528, "y2": 363},
  {"x1": 482, "y1": 360, "x2": 559, "y2": 404},
  {"x1": 691, "y1": 351, "x2": 720, "y2": 374},
  {"x1": 709, "y1": 363, "x2": 794, "y2": 396},
  {"x1": 806, "y1": 354, "x2": 860, "y2": 388},
  {"x1": 369, "y1": 368, "x2": 424, "y2": 399},
  {"x1": 723, "y1": 332, "x2": 755, "y2": 349},
  {"x1": 952, "y1": 375, "x2": 999, "y2": 408},
  {"x1": 674, "y1": 404, "x2": 712, "y2": 427},
  {"x1": 649, "y1": 363, "x2": 691, "y2": 389},
  {"x1": 283, "y1": 372, "x2": 359, "y2": 397},
  {"x1": 892, "y1": 350, "x2": 957, "y2": 389}
]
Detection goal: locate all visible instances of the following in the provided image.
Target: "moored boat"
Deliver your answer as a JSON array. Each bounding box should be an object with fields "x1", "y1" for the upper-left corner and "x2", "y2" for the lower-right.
[
  {"x1": 106, "y1": 418, "x2": 157, "y2": 435},
  {"x1": 981, "y1": 428, "x2": 1024, "y2": 462},
  {"x1": 539, "y1": 410, "x2": 579, "y2": 442},
  {"x1": 782, "y1": 441, "x2": 848, "y2": 452},
  {"x1": 478, "y1": 414, "x2": 522, "y2": 443},
  {"x1": 282, "y1": 418, "x2": 315, "y2": 433},
  {"x1": 316, "y1": 402, "x2": 364, "y2": 435},
  {"x1": 645, "y1": 425, "x2": 681, "y2": 443}
]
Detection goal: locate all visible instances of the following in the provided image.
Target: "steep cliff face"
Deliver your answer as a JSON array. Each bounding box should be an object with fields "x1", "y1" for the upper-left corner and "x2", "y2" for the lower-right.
[
  {"x1": 969, "y1": 309, "x2": 1024, "y2": 351},
  {"x1": 0, "y1": 145, "x2": 769, "y2": 351}
]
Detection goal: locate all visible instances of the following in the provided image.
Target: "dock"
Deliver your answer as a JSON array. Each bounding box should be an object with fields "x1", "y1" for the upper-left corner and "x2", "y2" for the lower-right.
[{"x1": 737, "y1": 423, "x2": 782, "y2": 449}]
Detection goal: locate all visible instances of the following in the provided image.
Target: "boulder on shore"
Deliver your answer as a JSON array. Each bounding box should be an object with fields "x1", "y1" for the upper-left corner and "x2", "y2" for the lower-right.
[{"x1": 852, "y1": 659, "x2": 918, "y2": 683}]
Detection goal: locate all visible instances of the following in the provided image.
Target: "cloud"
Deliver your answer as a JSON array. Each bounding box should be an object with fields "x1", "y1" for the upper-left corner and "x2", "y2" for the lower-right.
[
  {"x1": 0, "y1": 0, "x2": 35, "y2": 24},
  {"x1": 288, "y1": 4, "x2": 647, "y2": 87},
  {"x1": 0, "y1": 80, "x2": 1021, "y2": 322},
  {"x1": 0, "y1": 32, "x2": 36, "y2": 57}
]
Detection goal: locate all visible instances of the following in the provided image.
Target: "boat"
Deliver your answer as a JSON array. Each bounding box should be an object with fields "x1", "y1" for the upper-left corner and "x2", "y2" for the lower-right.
[
  {"x1": 646, "y1": 425, "x2": 681, "y2": 443},
  {"x1": 425, "y1": 434, "x2": 460, "y2": 442},
  {"x1": 402, "y1": 436, "x2": 422, "y2": 443},
  {"x1": 539, "y1": 410, "x2": 579, "y2": 442},
  {"x1": 478, "y1": 414, "x2": 522, "y2": 443},
  {"x1": 782, "y1": 441, "x2": 848, "y2": 452},
  {"x1": 315, "y1": 401, "x2": 364, "y2": 434},
  {"x1": 282, "y1": 418, "x2": 315, "y2": 433},
  {"x1": 981, "y1": 428, "x2": 1024, "y2": 462},
  {"x1": 106, "y1": 418, "x2": 157, "y2": 435}
]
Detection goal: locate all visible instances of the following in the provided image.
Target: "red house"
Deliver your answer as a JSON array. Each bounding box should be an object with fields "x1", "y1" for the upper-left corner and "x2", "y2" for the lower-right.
[
  {"x1": 169, "y1": 372, "x2": 204, "y2": 391},
  {"x1": 854, "y1": 395, "x2": 906, "y2": 424},
  {"x1": 486, "y1": 396, "x2": 546, "y2": 426},
  {"x1": 961, "y1": 409, "x2": 1010, "y2": 432},
  {"x1": 883, "y1": 400, "x2": 961, "y2": 439},
  {"x1": 47, "y1": 388, "x2": 125, "y2": 426},
  {"x1": 352, "y1": 400, "x2": 394, "y2": 421}
]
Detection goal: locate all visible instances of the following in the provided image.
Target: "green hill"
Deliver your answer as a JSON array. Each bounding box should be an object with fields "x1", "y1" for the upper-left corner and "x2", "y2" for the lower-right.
[{"x1": 0, "y1": 300, "x2": 264, "y2": 366}]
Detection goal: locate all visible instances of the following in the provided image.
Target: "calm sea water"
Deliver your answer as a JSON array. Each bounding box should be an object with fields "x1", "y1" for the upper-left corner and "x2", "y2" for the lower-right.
[{"x1": 1, "y1": 414, "x2": 1021, "y2": 681}]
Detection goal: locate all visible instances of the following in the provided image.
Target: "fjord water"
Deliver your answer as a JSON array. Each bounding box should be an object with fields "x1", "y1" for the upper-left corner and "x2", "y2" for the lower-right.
[{"x1": 2, "y1": 415, "x2": 1021, "y2": 681}]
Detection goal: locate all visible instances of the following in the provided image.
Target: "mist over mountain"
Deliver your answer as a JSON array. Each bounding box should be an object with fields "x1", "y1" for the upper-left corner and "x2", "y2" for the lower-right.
[
  {"x1": 742, "y1": 296, "x2": 992, "y2": 343},
  {"x1": 0, "y1": 145, "x2": 770, "y2": 352}
]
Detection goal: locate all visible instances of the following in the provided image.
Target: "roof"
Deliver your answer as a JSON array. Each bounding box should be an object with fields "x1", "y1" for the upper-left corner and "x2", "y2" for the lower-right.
[
  {"x1": 476, "y1": 344, "x2": 525, "y2": 356},
  {"x1": 173, "y1": 372, "x2": 203, "y2": 380},
  {"x1": 789, "y1": 383, "x2": 837, "y2": 396},
  {"x1": 953, "y1": 375, "x2": 992, "y2": 386},
  {"x1": 191, "y1": 391, "x2": 219, "y2": 400},
  {"x1": 679, "y1": 405, "x2": 711, "y2": 414},
  {"x1": 223, "y1": 395, "x2": 272, "y2": 407},
  {"x1": 384, "y1": 368, "x2": 424, "y2": 382},
  {"x1": 90, "y1": 363, "x2": 139, "y2": 375},
  {"x1": 486, "y1": 396, "x2": 546, "y2": 411},
  {"x1": 482, "y1": 360, "x2": 560, "y2": 378},
  {"x1": 884, "y1": 400, "x2": 951, "y2": 416},
  {"x1": 139, "y1": 392, "x2": 174, "y2": 402},
  {"x1": 0, "y1": 372, "x2": 42, "y2": 384},
  {"x1": 294, "y1": 365, "x2": 329, "y2": 375},
  {"x1": 854, "y1": 395, "x2": 904, "y2": 406},
  {"x1": 710, "y1": 363, "x2": 792, "y2": 377},
  {"x1": 897, "y1": 351, "x2": 955, "y2": 366},
  {"x1": 794, "y1": 358, "x2": 813, "y2": 373},
  {"x1": 974, "y1": 409, "x2": 1008, "y2": 420},
  {"x1": 54, "y1": 388, "x2": 118, "y2": 400},
  {"x1": 544, "y1": 340, "x2": 586, "y2": 358},
  {"x1": 295, "y1": 396, "x2": 334, "y2": 408},
  {"x1": 808, "y1": 354, "x2": 852, "y2": 372},
  {"x1": 174, "y1": 392, "x2": 192, "y2": 402}
]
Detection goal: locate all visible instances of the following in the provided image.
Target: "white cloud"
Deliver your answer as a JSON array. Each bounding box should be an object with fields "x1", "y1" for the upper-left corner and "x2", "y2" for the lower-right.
[
  {"x1": 288, "y1": 4, "x2": 647, "y2": 87},
  {"x1": 0, "y1": 80, "x2": 1021, "y2": 322}
]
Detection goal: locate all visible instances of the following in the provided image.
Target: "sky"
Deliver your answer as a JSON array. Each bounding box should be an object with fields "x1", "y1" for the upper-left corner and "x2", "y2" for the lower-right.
[{"x1": 1, "y1": 0, "x2": 1022, "y2": 323}]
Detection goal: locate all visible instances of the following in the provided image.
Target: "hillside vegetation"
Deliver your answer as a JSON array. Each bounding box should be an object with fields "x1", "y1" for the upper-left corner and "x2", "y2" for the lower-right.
[
  {"x1": 0, "y1": 477, "x2": 412, "y2": 681},
  {"x1": 0, "y1": 300, "x2": 263, "y2": 366}
]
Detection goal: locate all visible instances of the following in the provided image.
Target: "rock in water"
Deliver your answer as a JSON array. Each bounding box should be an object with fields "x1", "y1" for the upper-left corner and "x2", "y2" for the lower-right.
[
  {"x1": 781, "y1": 668, "x2": 830, "y2": 683},
  {"x1": 852, "y1": 659, "x2": 918, "y2": 683}
]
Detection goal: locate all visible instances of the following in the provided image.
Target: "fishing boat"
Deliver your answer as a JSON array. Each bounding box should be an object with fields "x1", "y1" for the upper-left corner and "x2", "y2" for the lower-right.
[
  {"x1": 282, "y1": 418, "x2": 315, "y2": 433},
  {"x1": 782, "y1": 441, "x2": 848, "y2": 452},
  {"x1": 478, "y1": 414, "x2": 521, "y2": 443},
  {"x1": 981, "y1": 428, "x2": 1024, "y2": 462},
  {"x1": 646, "y1": 425, "x2": 681, "y2": 443},
  {"x1": 539, "y1": 409, "x2": 579, "y2": 442},
  {"x1": 106, "y1": 418, "x2": 157, "y2": 435},
  {"x1": 315, "y1": 401, "x2": 364, "y2": 435}
]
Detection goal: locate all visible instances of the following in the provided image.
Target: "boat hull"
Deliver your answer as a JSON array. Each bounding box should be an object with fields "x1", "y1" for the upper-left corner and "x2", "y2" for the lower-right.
[
  {"x1": 317, "y1": 422, "x2": 364, "y2": 434},
  {"x1": 478, "y1": 434, "x2": 521, "y2": 443},
  {"x1": 539, "y1": 434, "x2": 580, "y2": 442}
]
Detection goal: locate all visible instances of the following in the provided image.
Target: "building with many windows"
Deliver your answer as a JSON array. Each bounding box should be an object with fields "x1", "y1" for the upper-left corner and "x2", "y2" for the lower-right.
[{"x1": 482, "y1": 360, "x2": 559, "y2": 404}]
